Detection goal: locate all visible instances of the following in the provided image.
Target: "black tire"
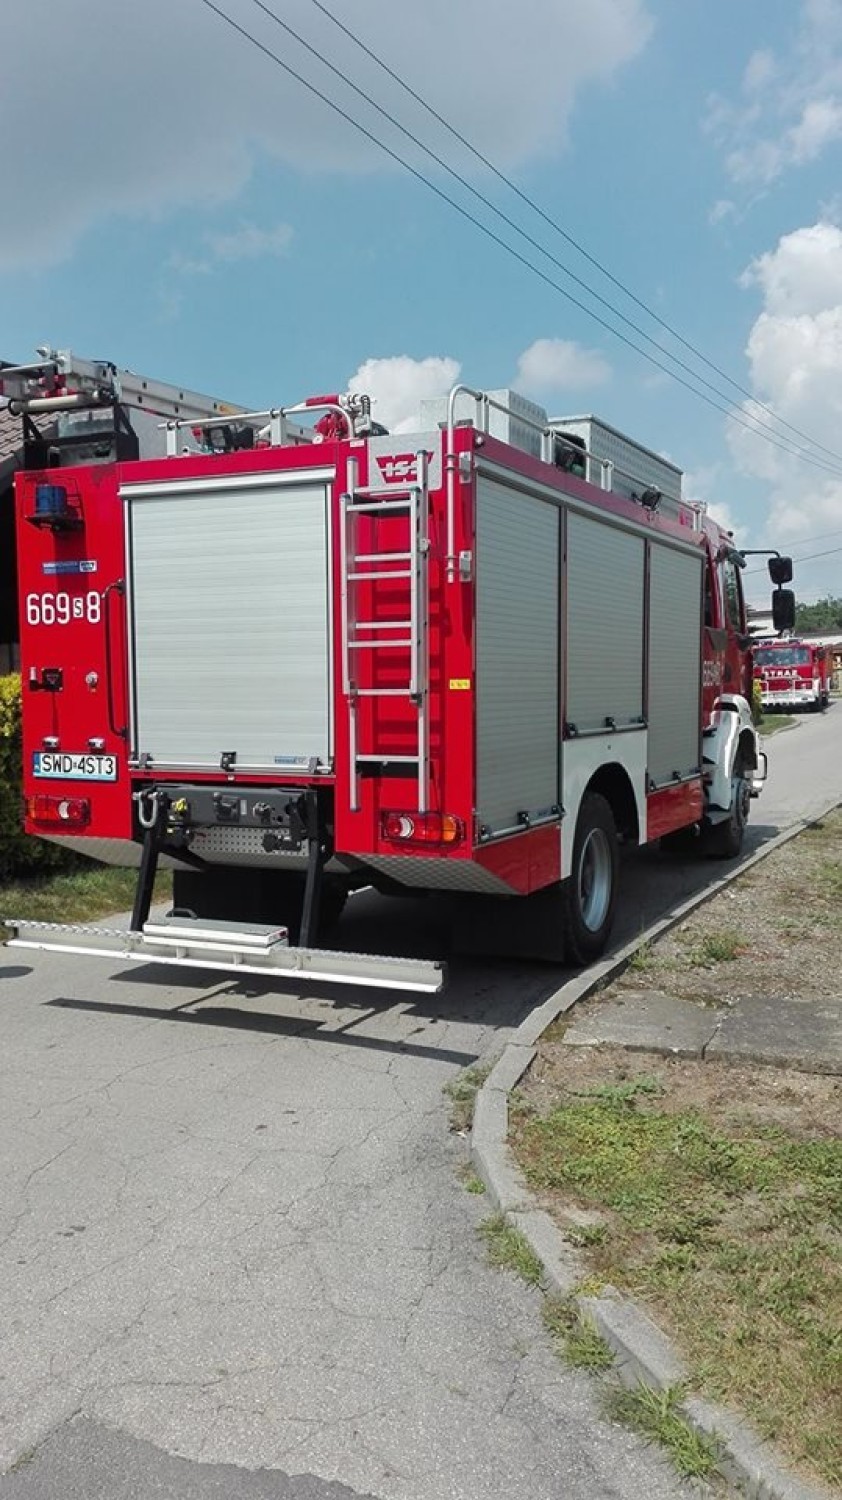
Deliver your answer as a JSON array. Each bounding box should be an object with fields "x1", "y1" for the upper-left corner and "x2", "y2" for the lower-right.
[
  {"x1": 171, "y1": 867, "x2": 347, "y2": 943},
  {"x1": 560, "y1": 793, "x2": 619, "y2": 965},
  {"x1": 702, "y1": 760, "x2": 750, "y2": 860}
]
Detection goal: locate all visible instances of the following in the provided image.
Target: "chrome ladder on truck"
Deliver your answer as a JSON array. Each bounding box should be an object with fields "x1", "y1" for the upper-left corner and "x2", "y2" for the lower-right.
[{"x1": 339, "y1": 453, "x2": 431, "y2": 814}]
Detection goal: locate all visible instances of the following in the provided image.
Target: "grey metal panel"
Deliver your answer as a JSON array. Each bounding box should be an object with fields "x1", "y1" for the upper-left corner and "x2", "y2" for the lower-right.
[
  {"x1": 364, "y1": 855, "x2": 514, "y2": 894},
  {"x1": 647, "y1": 543, "x2": 703, "y2": 785},
  {"x1": 475, "y1": 478, "x2": 559, "y2": 832},
  {"x1": 566, "y1": 513, "x2": 645, "y2": 733},
  {"x1": 127, "y1": 480, "x2": 331, "y2": 769},
  {"x1": 549, "y1": 414, "x2": 683, "y2": 505}
]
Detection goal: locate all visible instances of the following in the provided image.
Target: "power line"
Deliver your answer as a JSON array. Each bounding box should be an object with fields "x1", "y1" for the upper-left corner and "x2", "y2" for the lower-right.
[
  {"x1": 242, "y1": 0, "x2": 842, "y2": 479},
  {"x1": 745, "y1": 530, "x2": 842, "y2": 575},
  {"x1": 197, "y1": 0, "x2": 842, "y2": 479},
  {"x1": 305, "y1": 0, "x2": 842, "y2": 472},
  {"x1": 792, "y1": 546, "x2": 842, "y2": 566}
]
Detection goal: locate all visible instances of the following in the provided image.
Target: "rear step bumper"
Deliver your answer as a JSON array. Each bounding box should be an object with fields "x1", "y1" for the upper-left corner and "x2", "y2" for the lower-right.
[{"x1": 4, "y1": 917, "x2": 446, "y2": 993}]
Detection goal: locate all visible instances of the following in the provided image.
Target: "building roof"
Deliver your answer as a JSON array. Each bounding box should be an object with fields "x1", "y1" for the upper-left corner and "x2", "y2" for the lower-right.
[{"x1": 0, "y1": 403, "x2": 52, "y2": 484}]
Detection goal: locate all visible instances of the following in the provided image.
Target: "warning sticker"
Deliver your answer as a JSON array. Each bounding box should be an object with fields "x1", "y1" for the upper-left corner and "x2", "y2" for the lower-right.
[{"x1": 449, "y1": 678, "x2": 471, "y2": 691}]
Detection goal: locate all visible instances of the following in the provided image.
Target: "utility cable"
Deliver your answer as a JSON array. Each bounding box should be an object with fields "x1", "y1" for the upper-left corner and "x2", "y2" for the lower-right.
[
  {"x1": 305, "y1": 0, "x2": 842, "y2": 472},
  {"x1": 746, "y1": 543, "x2": 842, "y2": 576},
  {"x1": 198, "y1": 0, "x2": 842, "y2": 478},
  {"x1": 245, "y1": 0, "x2": 842, "y2": 476}
]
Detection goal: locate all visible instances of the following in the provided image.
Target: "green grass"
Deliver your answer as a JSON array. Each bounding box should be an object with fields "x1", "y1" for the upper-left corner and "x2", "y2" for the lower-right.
[
  {"x1": 478, "y1": 1213, "x2": 543, "y2": 1286},
  {"x1": 513, "y1": 1088, "x2": 842, "y2": 1487},
  {"x1": 458, "y1": 1165, "x2": 487, "y2": 1195},
  {"x1": 0, "y1": 864, "x2": 171, "y2": 928},
  {"x1": 607, "y1": 1384, "x2": 720, "y2": 1479},
  {"x1": 444, "y1": 1061, "x2": 494, "y2": 1133},
  {"x1": 627, "y1": 940, "x2": 657, "y2": 973},
  {"x1": 543, "y1": 1297, "x2": 615, "y2": 1371},
  {"x1": 758, "y1": 714, "x2": 796, "y2": 735},
  {"x1": 814, "y1": 858, "x2": 842, "y2": 901},
  {"x1": 686, "y1": 927, "x2": 746, "y2": 966}
]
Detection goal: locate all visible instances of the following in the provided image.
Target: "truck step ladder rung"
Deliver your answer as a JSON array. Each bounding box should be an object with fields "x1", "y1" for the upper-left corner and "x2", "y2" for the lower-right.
[
  {"x1": 347, "y1": 569, "x2": 412, "y2": 582},
  {"x1": 343, "y1": 496, "x2": 415, "y2": 514},
  {"x1": 352, "y1": 688, "x2": 416, "y2": 698},
  {"x1": 353, "y1": 552, "x2": 412, "y2": 564},
  {"x1": 353, "y1": 619, "x2": 412, "y2": 630},
  {"x1": 355, "y1": 754, "x2": 420, "y2": 763},
  {"x1": 347, "y1": 639, "x2": 413, "y2": 651}
]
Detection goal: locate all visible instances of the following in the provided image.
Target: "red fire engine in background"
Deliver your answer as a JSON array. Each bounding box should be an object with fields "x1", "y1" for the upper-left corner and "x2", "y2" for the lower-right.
[
  {"x1": 2, "y1": 350, "x2": 795, "y2": 991},
  {"x1": 753, "y1": 638, "x2": 831, "y2": 713}
]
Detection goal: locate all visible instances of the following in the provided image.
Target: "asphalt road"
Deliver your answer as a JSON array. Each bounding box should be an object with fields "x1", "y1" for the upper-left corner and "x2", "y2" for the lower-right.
[{"x1": 1, "y1": 707, "x2": 840, "y2": 1500}]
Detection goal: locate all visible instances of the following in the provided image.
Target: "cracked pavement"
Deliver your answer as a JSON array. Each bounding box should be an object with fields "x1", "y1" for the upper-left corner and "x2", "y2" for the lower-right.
[{"x1": 1, "y1": 709, "x2": 840, "y2": 1499}]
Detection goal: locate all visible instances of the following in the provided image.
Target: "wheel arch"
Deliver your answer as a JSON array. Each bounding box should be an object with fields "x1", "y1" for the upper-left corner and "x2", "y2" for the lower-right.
[
  {"x1": 561, "y1": 735, "x2": 647, "y2": 880},
  {"x1": 580, "y1": 762, "x2": 639, "y2": 843}
]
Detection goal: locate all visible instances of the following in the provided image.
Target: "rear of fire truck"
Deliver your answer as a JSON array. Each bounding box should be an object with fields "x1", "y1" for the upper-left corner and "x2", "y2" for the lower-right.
[
  {"x1": 6, "y1": 354, "x2": 450, "y2": 991},
  {"x1": 4, "y1": 358, "x2": 793, "y2": 988}
]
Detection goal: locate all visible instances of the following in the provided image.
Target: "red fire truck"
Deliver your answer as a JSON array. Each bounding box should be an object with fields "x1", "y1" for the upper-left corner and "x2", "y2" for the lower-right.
[
  {"x1": 753, "y1": 638, "x2": 831, "y2": 713},
  {"x1": 2, "y1": 351, "x2": 794, "y2": 991}
]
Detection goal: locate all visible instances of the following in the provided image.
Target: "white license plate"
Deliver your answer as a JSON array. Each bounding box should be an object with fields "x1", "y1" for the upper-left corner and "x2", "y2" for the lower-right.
[{"x1": 33, "y1": 752, "x2": 118, "y2": 782}]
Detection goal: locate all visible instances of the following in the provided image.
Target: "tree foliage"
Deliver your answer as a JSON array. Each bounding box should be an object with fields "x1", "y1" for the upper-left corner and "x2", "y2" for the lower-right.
[
  {"x1": 0, "y1": 675, "x2": 72, "y2": 879},
  {"x1": 794, "y1": 597, "x2": 842, "y2": 634}
]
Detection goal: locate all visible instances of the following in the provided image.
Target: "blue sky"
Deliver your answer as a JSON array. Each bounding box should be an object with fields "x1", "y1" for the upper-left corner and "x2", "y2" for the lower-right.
[{"x1": 3, "y1": 0, "x2": 842, "y2": 602}]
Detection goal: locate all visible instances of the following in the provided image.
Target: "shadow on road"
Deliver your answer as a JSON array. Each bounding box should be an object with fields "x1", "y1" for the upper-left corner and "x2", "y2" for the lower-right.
[{"x1": 38, "y1": 816, "x2": 791, "y2": 1056}]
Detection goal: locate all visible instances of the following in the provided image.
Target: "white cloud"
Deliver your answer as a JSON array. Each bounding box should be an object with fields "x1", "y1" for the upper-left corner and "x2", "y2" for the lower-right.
[
  {"x1": 729, "y1": 221, "x2": 842, "y2": 599},
  {"x1": 683, "y1": 466, "x2": 744, "y2": 543},
  {"x1": 743, "y1": 49, "x2": 778, "y2": 94},
  {"x1": 708, "y1": 198, "x2": 737, "y2": 226},
  {"x1": 0, "y1": 0, "x2": 652, "y2": 272},
  {"x1": 741, "y1": 221, "x2": 842, "y2": 315},
  {"x1": 169, "y1": 221, "x2": 294, "y2": 276},
  {"x1": 515, "y1": 338, "x2": 611, "y2": 397},
  {"x1": 205, "y1": 222, "x2": 294, "y2": 263},
  {"x1": 707, "y1": 1, "x2": 842, "y2": 189},
  {"x1": 347, "y1": 354, "x2": 461, "y2": 430}
]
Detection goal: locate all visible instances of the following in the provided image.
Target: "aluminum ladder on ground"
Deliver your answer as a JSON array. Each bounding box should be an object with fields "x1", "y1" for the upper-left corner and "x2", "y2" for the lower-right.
[{"x1": 339, "y1": 452, "x2": 430, "y2": 814}]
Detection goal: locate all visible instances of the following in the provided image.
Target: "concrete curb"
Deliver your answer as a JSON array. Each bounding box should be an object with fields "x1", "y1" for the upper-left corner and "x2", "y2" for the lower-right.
[{"x1": 471, "y1": 800, "x2": 840, "y2": 1500}]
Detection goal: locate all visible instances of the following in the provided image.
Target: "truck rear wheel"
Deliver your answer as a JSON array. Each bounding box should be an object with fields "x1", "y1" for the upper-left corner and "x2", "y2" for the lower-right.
[{"x1": 561, "y1": 793, "x2": 619, "y2": 965}]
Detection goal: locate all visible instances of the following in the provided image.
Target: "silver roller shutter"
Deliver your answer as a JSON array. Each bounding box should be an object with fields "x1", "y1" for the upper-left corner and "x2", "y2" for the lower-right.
[
  {"x1": 124, "y1": 474, "x2": 332, "y2": 770},
  {"x1": 475, "y1": 478, "x2": 560, "y2": 834},
  {"x1": 566, "y1": 512, "x2": 645, "y2": 733}
]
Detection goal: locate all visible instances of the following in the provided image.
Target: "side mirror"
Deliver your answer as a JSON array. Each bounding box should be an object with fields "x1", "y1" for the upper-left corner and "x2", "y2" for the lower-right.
[
  {"x1": 772, "y1": 587, "x2": 796, "y2": 633},
  {"x1": 768, "y1": 555, "x2": 793, "y2": 585}
]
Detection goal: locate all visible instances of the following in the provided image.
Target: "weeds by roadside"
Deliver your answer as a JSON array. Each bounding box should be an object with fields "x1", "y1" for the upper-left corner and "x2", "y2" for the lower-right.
[
  {"x1": 757, "y1": 715, "x2": 796, "y2": 735},
  {"x1": 444, "y1": 1061, "x2": 494, "y2": 1133},
  {"x1": 0, "y1": 865, "x2": 171, "y2": 929},
  {"x1": 684, "y1": 928, "x2": 746, "y2": 966},
  {"x1": 543, "y1": 1297, "x2": 615, "y2": 1372},
  {"x1": 478, "y1": 1213, "x2": 543, "y2": 1286},
  {"x1": 607, "y1": 1384, "x2": 720, "y2": 1480}
]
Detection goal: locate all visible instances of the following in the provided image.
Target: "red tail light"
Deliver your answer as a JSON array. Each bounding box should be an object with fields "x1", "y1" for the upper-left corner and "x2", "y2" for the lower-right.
[
  {"x1": 27, "y1": 795, "x2": 90, "y2": 826},
  {"x1": 381, "y1": 811, "x2": 463, "y2": 846}
]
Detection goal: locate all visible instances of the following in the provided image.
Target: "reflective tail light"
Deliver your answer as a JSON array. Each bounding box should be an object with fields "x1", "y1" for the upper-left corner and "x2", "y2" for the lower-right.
[
  {"x1": 27, "y1": 795, "x2": 90, "y2": 826},
  {"x1": 381, "y1": 811, "x2": 463, "y2": 846}
]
